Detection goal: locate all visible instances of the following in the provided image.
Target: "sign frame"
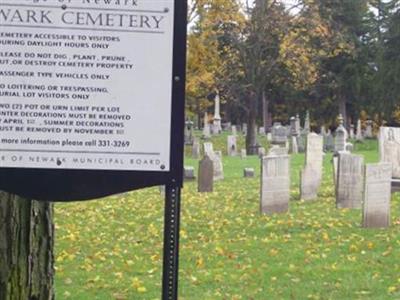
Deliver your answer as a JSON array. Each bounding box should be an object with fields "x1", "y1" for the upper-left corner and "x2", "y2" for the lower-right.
[{"x1": 0, "y1": 0, "x2": 187, "y2": 202}]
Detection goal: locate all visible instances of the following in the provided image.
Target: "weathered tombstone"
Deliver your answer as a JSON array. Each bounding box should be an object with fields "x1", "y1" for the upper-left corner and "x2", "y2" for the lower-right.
[
  {"x1": 303, "y1": 111, "x2": 310, "y2": 134},
  {"x1": 362, "y1": 162, "x2": 392, "y2": 228},
  {"x1": 332, "y1": 156, "x2": 339, "y2": 188},
  {"x1": 184, "y1": 119, "x2": 194, "y2": 145},
  {"x1": 290, "y1": 116, "x2": 297, "y2": 136},
  {"x1": 213, "y1": 92, "x2": 222, "y2": 134},
  {"x1": 334, "y1": 114, "x2": 348, "y2": 154},
  {"x1": 266, "y1": 133, "x2": 272, "y2": 141},
  {"x1": 291, "y1": 136, "x2": 298, "y2": 154},
  {"x1": 356, "y1": 119, "x2": 363, "y2": 141},
  {"x1": 259, "y1": 127, "x2": 265, "y2": 135},
  {"x1": 260, "y1": 155, "x2": 290, "y2": 214},
  {"x1": 243, "y1": 168, "x2": 255, "y2": 178},
  {"x1": 231, "y1": 125, "x2": 237, "y2": 135},
  {"x1": 379, "y1": 127, "x2": 400, "y2": 178},
  {"x1": 198, "y1": 156, "x2": 213, "y2": 192},
  {"x1": 184, "y1": 166, "x2": 196, "y2": 181},
  {"x1": 203, "y1": 142, "x2": 214, "y2": 157},
  {"x1": 300, "y1": 133, "x2": 323, "y2": 200},
  {"x1": 295, "y1": 114, "x2": 301, "y2": 134},
  {"x1": 349, "y1": 124, "x2": 355, "y2": 139},
  {"x1": 297, "y1": 134, "x2": 306, "y2": 153},
  {"x1": 240, "y1": 149, "x2": 247, "y2": 159},
  {"x1": 271, "y1": 123, "x2": 288, "y2": 145},
  {"x1": 345, "y1": 142, "x2": 354, "y2": 152},
  {"x1": 365, "y1": 120, "x2": 373, "y2": 138},
  {"x1": 192, "y1": 138, "x2": 201, "y2": 159},
  {"x1": 242, "y1": 123, "x2": 248, "y2": 135},
  {"x1": 258, "y1": 147, "x2": 266, "y2": 157},
  {"x1": 202, "y1": 112, "x2": 211, "y2": 138},
  {"x1": 325, "y1": 132, "x2": 334, "y2": 152},
  {"x1": 227, "y1": 135, "x2": 237, "y2": 156},
  {"x1": 336, "y1": 153, "x2": 364, "y2": 209},
  {"x1": 213, "y1": 151, "x2": 224, "y2": 181}
]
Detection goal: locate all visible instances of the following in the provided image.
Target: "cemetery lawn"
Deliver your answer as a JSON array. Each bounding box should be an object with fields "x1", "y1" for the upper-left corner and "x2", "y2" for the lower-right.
[{"x1": 54, "y1": 137, "x2": 400, "y2": 300}]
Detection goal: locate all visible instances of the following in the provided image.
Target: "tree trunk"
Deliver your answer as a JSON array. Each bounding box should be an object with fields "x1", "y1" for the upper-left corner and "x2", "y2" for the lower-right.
[
  {"x1": 246, "y1": 91, "x2": 258, "y2": 155},
  {"x1": 262, "y1": 91, "x2": 270, "y2": 133},
  {"x1": 0, "y1": 192, "x2": 54, "y2": 300}
]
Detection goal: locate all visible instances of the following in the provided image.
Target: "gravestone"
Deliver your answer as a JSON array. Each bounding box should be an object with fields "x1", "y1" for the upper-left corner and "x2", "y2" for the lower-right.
[
  {"x1": 349, "y1": 124, "x2": 355, "y2": 139},
  {"x1": 213, "y1": 151, "x2": 224, "y2": 181},
  {"x1": 184, "y1": 166, "x2": 196, "y2": 181},
  {"x1": 231, "y1": 125, "x2": 237, "y2": 135},
  {"x1": 365, "y1": 120, "x2": 373, "y2": 138},
  {"x1": 332, "y1": 156, "x2": 339, "y2": 189},
  {"x1": 213, "y1": 92, "x2": 222, "y2": 134},
  {"x1": 362, "y1": 162, "x2": 392, "y2": 228},
  {"x1": 198, "y1": 155, "x2": 213, "y2": 192},
  {"x1": 290, "y1": 116, "x2": 298, "y2": 136},
  {"x1": 334, "y1": 114, "x2": 348, "y2": 154},
  {"x1": 324, "y1": 132, "x2": 334, "y2": 152},
  {"x1": 291, "y1": 136, "x2": 298, "y2": 154},
  {"x1": 227, "y1": 135, "x2": 237, "y2": 156},
  {"x1": 297, "y1": 134, "x2": 306, "y2": 153},
  {"x1": 295, "y1": 114, "x2": 301, "y2": 134},
  {"x1": 271, "y1": 123, "x2": 288, "y2": 145},
  {"x1": 266, "y1": 133, "x2": 272, "y2": 141},
  {"x1": 379, "y1": 127, "x2": 400, "y2": 178},
  {"x1": 192, "y1": 138, "x2": 201, "y2": 159},
  {"x1": 202, "y1": 112, "x2": 210, "y2": 138},
  {"x1": 336, "y1": 153, "x2": 364, "y2": 208},
  {"x1": 242, "y1": 123, "x2": 248, "y2": 136},
  {"x1": 240, "y1": 149, "x2": 247, "y2": 159},
  {"x1": 258, "y1": 147, "x2": 266, "y2": 157},
  {"x1": 303, "y1": 111, "x2": 310, "y2": 134},
  {"x1": 356, "y1": 119, "x2": 363, "y2": 141},
  {"x1": 300, "y1": 133, "x2": 323, "y2": 200},
  {"x1": 259, "y1": 127, "x2": 265, "y2": 135},
  {"x1": 260, "y1": 155, "x2": 290, "y2": 214},
  {"x1": 184, "y1": 119, "x2": 194, "y2": 145},
  {"x1": 243, "y1": 168, "x2": 255, "y2": 178},
  {"x1": 203, "y1": 142, "x2": 214, "y2": 157}
]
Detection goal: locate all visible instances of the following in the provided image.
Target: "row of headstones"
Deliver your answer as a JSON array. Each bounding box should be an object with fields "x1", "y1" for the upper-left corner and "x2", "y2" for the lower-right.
[{"x1": 261, "y1": 134, "x2": 391, "y2": 228}]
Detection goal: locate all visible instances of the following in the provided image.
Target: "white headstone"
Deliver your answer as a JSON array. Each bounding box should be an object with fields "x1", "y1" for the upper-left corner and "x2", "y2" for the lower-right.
[
  {"x1": 192, "y1": 138, "x2": 201, "y2": 159},
  {"x1": 231, "y1": 125, "x2": 237, "y2": 135},
  {"x1": 300, "y1": 133, "x2": 324, "y2": 200},
  {"x1": 213, "y1": 92, "x2": 222, "y2": 134},
  {"x1": 260, "y1": 155, "x2": 290, "y2": 214},
  {"x1": 336, "y1": 153, "x2": 364, "y2": 208},
  {"x1": 268, "y1": 146, "x2": 288, "y2": 156},
  {"x1": 334, "y1": 114, "x2": 348, "y2": 153},
  {"x1": 379, "y1": 127, "x2": 400, "y2": 178},
  {"x1": 202, "y1": 112, "x2": 211, "y2": 138},
  {"x1": 240, "y1": 149, "x2": 247, "y2": 159},
  {"x1": 271, "y1": 123, "x2": 288, "y2": 145},
  {"x1": 291, "y1": 136, "x2": 298, "y2": 154},
  {"x1": 365, "y1": 120, "x2": 373, "y2": 138},
  {"x1": 213, "y1": 151, "x2": 224, "y2": 181},
  {"x1": 362, "y1": 163, "x2": 392, "y2": 228},
  {"x1": 227, "y1": 135, "x2": 237, "y2": 156},
  {"x1": 184, "y1": 166, "x2": 196, "y2": 181},
  {"x1": 349, "y1": 124, "x2": 355, "y2": 139},
  {"x1": 203, "y1": 142, "x2": 214, "y2": 157},
  {"x1": 356, "y1": 119, "x2": 363, "y2": 141}
]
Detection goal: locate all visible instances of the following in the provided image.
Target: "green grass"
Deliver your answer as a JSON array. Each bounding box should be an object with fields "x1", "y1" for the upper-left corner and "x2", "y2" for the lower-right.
[{"x1": 54, "y1": 137, "x2": 400, "y2": 299}]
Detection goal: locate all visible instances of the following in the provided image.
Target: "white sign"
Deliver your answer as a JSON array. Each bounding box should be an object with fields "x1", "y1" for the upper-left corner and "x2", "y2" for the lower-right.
[{"x1": 0, "y1": 0, "x2": 175, "y2": 171}]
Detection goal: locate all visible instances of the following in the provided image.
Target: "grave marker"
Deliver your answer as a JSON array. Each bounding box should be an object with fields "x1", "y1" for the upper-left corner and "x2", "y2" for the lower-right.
[
  {"x1": 362, "y1": 163, "x2": 392, "y2": 228},
  {"x1": 336, "y1": 153, "x2": 364, "y2": 208},
  {"x1": 260, "y1": 155, "x2": 290, "y2": 214},
  {"x1": 198, "y1": 156, "x2": 213, "y2": 192}
]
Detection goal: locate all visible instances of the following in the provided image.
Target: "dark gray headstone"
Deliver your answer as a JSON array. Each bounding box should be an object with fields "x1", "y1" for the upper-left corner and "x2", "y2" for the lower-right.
[{"x1": 198, "y1": 155, "x2": 213, "y2": 192}]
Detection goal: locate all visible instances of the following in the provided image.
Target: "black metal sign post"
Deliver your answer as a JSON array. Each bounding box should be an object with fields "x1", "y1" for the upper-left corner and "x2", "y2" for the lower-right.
[
  {"x1": 162, "y1": 183, "x2": 181, "y2": 300},
  {"x1": 0, "y1": 0, "x2": 187, "y2": 299}
]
